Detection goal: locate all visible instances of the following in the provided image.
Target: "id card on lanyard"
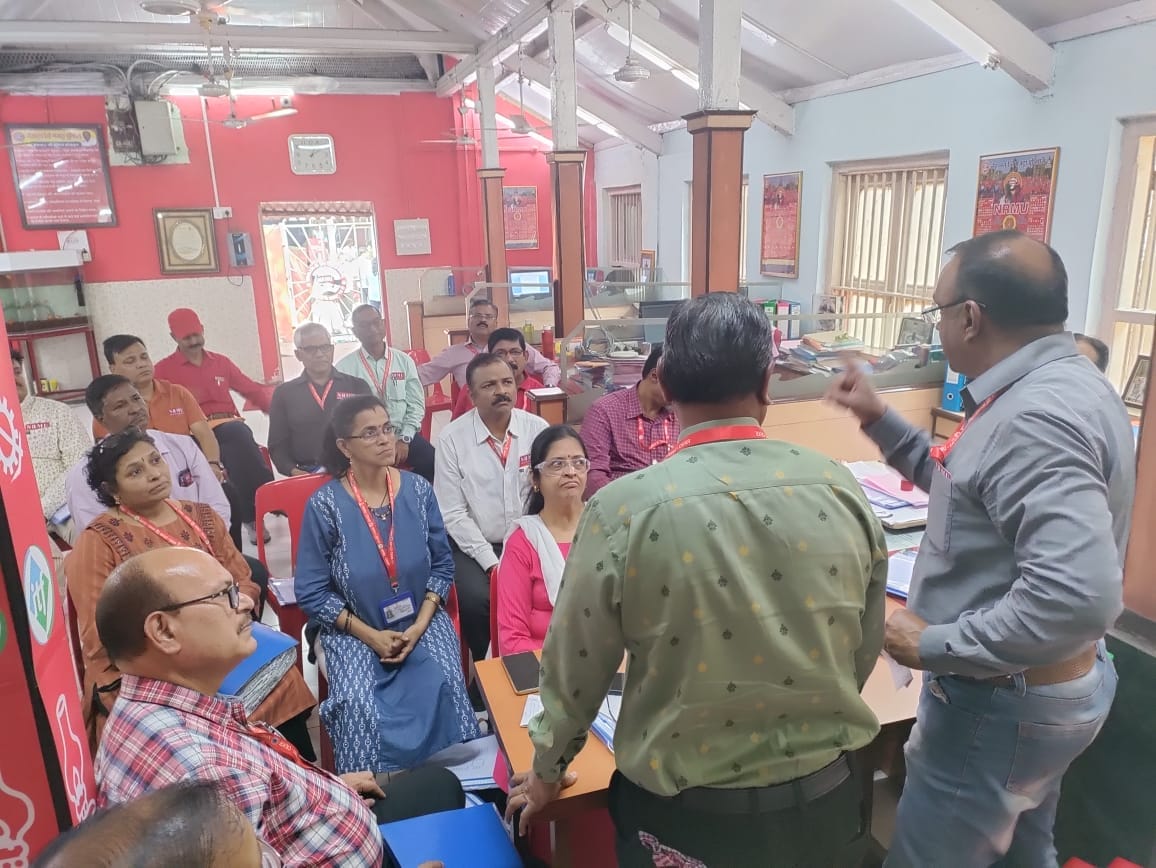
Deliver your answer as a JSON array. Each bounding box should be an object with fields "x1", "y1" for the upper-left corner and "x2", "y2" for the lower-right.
[
  {"x1": 637, "y1": 415, "x2": 676, "y2": 465},
  {"x1": 358, "y1": 350, "x2": 392, "y2": 401},
  {"x1": 348, "y1": 471, "x2": 415, "y2": 627}
]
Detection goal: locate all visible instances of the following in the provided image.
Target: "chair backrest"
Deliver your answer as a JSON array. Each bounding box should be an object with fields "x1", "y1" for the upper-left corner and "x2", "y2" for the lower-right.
[
  {"x1": 489, "y1": 564, "x2": 501, "y2": 658},
  {"x1": 406, "y1": 347, "x2": 450, "y2": 403},
  {"x1": 405, "y1": 347, "x2": 431, "y2": 365},
  {"x1": 254, "y1": 474, "x2": 327, "y2": 570}
]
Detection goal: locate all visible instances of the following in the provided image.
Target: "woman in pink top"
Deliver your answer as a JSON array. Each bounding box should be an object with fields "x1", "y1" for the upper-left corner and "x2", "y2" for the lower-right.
[{"x1": 495, "y1": 424, "x2": 588, "y2": 655}]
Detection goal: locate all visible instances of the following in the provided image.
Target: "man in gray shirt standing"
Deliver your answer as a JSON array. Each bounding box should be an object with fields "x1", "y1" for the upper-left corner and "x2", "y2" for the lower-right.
[{"x1": 828, "y1": 230, "x2": 1134, "y2": 867}]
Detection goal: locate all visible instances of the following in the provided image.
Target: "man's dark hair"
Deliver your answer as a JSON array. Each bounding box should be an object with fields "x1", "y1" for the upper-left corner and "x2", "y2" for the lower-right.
[
  {"x1": 488, "y1": 327, "x2": 526, "y2": 351},
  {"x1": 86, "y1": 374, "x2": 133, "y2": 418},
  {"x1": 661, "y1": 294, "x2": 773, "y2": 405},
  {"x1": 642, "y1": 342, "x2": 664, "y2": 379},
  {"x1": 10, "y1": 348, "x2": 23, "y2": 364},
  {"x1": 466, "y1": 352, "x2": 510, "y2": 389},
  {"x1": 33, "y1": 781, "x2": 245, "y2": 868},
  {"x1": 321, "y1": 394, "x2": 388, "y2": 478},
  {"x1": 103, "y1": 334, "x2": 146, "y2": 364},
  {"x1": 946, "y1": 230, "x2": 1068, "y2": 328},
  {"x1": 350, "y1": 303, "x2": 381, "y2": 323},
  {"x1": 1074, "y1": 333, "x2": 1110, "y2": 372},
  {"x1": 469, "y1": 296, "x2": 498, "y2": 313},
  {"x1": 86, "y1": 427, "x2": 155, "y2": 508},
  {"x1": 96, "y1": 552, "x2": 178, "y2": 664}
]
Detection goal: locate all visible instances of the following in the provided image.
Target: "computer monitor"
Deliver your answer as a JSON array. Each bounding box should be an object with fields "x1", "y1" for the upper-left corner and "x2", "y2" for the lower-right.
[
  {"x1": 509, "y1": 269, "x2": 552, "y2": 298},
  {"x1": 638, "y1": 299, "x2": 685, "y2": 345}
]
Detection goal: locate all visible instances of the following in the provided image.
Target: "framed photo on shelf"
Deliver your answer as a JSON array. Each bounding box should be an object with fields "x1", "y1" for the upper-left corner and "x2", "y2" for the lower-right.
[
  {"x1": 760, "y1": 172, "x2": 802, "y2": 278},
  {"x1": 897, "y1": 316, "x2": 934, "y2": 347},
  {"x1": 1123, "y1": 354, "x2": 1150, "y2": 409},
  {"x1": 972, "y1": 147, "x2": 1060, "y2": 243},
  {"x1": 813, "y1": 293, "x2": 841, "y2": 331},
  {"x1": 639, "y1": 249, "x2": 656, "y2": 283},
  {"x1": 154, "y1": 209, "x2": 219, "y2": 274}
]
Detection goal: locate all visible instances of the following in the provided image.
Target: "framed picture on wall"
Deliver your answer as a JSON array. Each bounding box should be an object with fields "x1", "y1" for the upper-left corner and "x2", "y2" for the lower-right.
[
  {"x1": 503, "y1": 186, "x2": 538, "y2": 250},
  {"x1": 154, "y1": 209, "x2": 219, "y2": 274},
  {"x1": 639, "y1": 249, "x2": 656, "y2": 283},
  {"x1": 1123, "y1": 354, "x2": 1150, "y2": 409},
  {"x1": 972, "y1": 147, "x2": 1060, "y2": 242},
  {"x1": 6, "y1": 124, "x2": 117, "y2": 229},
  {"x1": 760, "y1": 172, "x2": 802, "y2": 278}
]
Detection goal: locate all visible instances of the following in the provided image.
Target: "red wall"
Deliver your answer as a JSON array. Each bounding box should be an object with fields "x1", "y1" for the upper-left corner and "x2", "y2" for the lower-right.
[{"x1": 0, "y1": 91, "x2": 597, "y2": 376}]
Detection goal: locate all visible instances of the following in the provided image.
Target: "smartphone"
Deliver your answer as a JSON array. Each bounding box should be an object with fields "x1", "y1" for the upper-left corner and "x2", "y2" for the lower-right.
[
  {"x1": 608, "y1": 672, "x2": 625, "y2": 696},
  {"x1": 502, "y1": 652, "x2": 541, "y2": 695}
]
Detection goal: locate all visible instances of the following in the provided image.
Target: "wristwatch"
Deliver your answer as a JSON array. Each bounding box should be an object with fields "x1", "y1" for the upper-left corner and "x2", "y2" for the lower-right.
[{"x1": 399, "y1": 434, "x2": 413, "y2": 444}]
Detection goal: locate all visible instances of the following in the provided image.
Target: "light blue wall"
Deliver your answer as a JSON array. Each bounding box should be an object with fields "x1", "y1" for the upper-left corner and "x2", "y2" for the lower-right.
[{"x1": 656, "y1": 21, "x2": 1156, "y2": 330}]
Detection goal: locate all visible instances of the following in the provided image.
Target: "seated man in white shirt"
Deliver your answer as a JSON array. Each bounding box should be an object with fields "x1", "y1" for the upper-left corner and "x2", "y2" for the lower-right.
[
  {"x1": 66, "y1": 375, "x2": 269, "y2": 612},
  {"x1": 12, "y1": 348, "x2": 91, "y2": 540},
  {"x1": 434, "y1": 353, "x2": 548, "y2": 665}
]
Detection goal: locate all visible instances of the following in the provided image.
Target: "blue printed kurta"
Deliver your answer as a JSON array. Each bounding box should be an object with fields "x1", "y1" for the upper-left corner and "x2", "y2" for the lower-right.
[{"x1": 295, "y1": 474, "x2": 479, "y2": 773}]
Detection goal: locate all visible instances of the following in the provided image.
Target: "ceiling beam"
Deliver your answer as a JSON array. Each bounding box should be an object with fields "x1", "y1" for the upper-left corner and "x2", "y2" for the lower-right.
[
  {"x1": 342, "y1": 0, "x2": 439, "y2": 84},
  {"x1": 435, "y1": 1, "x2": 587, "y2": 98},
  {"x1": 888, "y1": 0, "x2": 1054, "y2": 92},
  {"x1": 587, "y1": 1, "x2": 793, "y2": 135},
  {"x1": 512, "y1": 56, "x2": 663, "y2": 154},
  {"x1": 367, "y1": 0, "x2": 478, "y2": 40},
  {"x1": 1035, "y1": 0, "x2": 1156, "y2": 43},
  {"x1": 0, "y1": 20, "x2": 475, "y2": 54}
]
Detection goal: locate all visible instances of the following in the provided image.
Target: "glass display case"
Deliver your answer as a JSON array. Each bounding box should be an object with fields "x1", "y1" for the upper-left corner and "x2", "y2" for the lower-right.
[
  {"x1": 0, "y1": 250, "x2": 99, "y2": 402},
  {"x1": 556, "y1": 307, "x2": 947, "y2": 425}
]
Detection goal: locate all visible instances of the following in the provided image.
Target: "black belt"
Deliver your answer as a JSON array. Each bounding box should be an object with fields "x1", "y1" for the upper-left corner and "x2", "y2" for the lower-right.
[{"x1": 673, "y1": 754, "x2": 851, "y2": 815}]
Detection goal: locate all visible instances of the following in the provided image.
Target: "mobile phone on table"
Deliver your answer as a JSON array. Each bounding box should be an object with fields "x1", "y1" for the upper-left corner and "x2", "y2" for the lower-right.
[{"x1": 502, "y1": 651, "x2": 541, "y2": 695}]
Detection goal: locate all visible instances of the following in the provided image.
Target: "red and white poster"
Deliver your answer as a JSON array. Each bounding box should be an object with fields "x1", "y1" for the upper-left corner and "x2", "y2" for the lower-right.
[
  {"x1": 0, "y1": 313, "x2": 97, "y2": 861},
  {"x1": 5, "y1": 125, "x2": 117, "y2": 229},
  {"x1": 972, "y1": 148, "x2": 1059, "y2": 243},
  {"x1": 503, "y1": 186, "x2": 538, "y2": 250},
  {"x1": 760, "y1": 172, "x2": 802, "y2": 279}
]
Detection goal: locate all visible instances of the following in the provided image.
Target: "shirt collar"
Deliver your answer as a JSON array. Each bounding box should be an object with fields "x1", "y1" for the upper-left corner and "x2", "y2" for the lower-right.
[
  {"x1": 626, "y1": 384, "x2": 674, "y2": 422},
  {"x1": 962, "y1": 332, "x2": 1078, "y2": 411},
  {"x1": 677, "y1": 416, "x2": 759, "y2": 440},
  {"x1": 119, "y1": 673, "x2": 248, "y2": 728},
  {"x1": 470, "y1": 408, "x2": 525, "y2": 445}
]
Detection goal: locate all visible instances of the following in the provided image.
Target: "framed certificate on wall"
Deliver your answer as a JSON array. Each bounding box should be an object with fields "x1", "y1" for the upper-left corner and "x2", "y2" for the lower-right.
[{"x1": 6, "y1": 124, "x2": 117, "y2": 229}]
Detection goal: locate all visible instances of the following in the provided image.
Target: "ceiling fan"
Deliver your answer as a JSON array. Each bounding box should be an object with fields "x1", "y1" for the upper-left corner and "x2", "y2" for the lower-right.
[
  {"x1": 613, "y1": 0, "x2": 651, "y2": 83},
  {"x1": 507, "y1": 49, "x2": 552, "y2": 136},
  {"x1": 139, "y1": 0, "x2": 235, "y2": 19}
]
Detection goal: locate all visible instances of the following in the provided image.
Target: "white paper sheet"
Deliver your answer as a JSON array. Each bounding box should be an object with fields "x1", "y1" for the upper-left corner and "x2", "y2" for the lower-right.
[{"x1": 422, "y1": 735, "x2": 500, "y2": 790}]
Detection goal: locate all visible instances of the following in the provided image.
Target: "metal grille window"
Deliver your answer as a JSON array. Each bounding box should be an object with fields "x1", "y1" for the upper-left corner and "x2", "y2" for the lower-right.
[
  {"x1": 827, "y1": 159, "x2": 948, "y2": 348},
  {"x1": 1100, "y1": 125, "x2": 1156, "y2": 390},
  {"x1": 607, "y1": 186, "x2": 643, "y2": 266}
]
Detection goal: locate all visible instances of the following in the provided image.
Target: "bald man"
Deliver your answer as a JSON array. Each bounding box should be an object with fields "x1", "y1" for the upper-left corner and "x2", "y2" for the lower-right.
[
  {"x1": 35, "y1": 781, "x2": 273, "y2": 868},
  {"x1": 828, "y1": 230, "x2": 1134, "y2": 867},
  {"x1": 93, "y1": 548, "x2": 461, "y2": 868}
]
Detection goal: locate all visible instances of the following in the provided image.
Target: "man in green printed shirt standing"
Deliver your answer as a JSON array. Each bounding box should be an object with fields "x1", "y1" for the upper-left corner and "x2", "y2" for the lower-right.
[{"x1": 507, "y1": 293, "x2": 889, "y2": 866}]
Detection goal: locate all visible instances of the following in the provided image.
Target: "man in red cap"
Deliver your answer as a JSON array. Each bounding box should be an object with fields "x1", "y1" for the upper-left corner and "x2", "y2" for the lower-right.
[{"x1": 154, "y1": 308, "x2": 274, "y2": 545}]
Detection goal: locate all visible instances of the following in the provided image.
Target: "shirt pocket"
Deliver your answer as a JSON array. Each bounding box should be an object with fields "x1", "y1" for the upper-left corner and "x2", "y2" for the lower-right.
[{"x1": 925, "y1": 462, "x2": 954, "y2": 551}]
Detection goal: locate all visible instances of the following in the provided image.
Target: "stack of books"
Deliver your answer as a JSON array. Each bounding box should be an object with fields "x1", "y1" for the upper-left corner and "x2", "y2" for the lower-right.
[{"x1": 784, "y1": 330, "x2": 867, "y2": 373}]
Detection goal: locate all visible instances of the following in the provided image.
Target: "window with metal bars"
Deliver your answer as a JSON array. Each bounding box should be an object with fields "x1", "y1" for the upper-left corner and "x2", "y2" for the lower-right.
[
  {"x1": 1100, "y1": 125, "x2": 1156, "y2": 390},
  {"x1": 607, "y1": 186, "x2": 643, "y2": 267},
  {"x1": 827, "y1": 159, "x2": 948, "y2": 348}
]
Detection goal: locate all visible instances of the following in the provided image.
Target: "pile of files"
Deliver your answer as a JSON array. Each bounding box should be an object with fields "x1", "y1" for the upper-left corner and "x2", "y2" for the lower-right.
[
  {"x1": 783, "y1": 330, "x2": 867, "y2": 374},
  {"x1": 845, "y1": 461, "x2": 929, "y2": 532}
]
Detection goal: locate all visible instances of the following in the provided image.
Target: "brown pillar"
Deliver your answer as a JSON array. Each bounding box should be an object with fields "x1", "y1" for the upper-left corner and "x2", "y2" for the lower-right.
[
  {"x1": 478, "y1": 167, "x2": 509, "y2": 324},
  {"x1": 686, "y1": 109, "x2": 755, "y2": 296},
  {"x1": 547, "y1": 150, "x2": 587, "y2": 339}
]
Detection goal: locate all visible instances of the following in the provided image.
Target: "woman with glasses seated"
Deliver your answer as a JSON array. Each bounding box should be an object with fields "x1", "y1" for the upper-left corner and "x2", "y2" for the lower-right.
[
  {"x1": 64, "y1": 427, "x2": 315, "y2": 755},
  {"x1": 295, "y1": 394, "x2": 479, "y2": 774},
  {"x1": 495, "y1": 425, "x2": 589, "y2": 655}
]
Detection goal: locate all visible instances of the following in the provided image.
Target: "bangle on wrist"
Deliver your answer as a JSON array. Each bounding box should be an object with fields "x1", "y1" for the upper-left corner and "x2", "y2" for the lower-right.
[{"x1": 424, "y1": 591, "x2": 442, "y2": 607}]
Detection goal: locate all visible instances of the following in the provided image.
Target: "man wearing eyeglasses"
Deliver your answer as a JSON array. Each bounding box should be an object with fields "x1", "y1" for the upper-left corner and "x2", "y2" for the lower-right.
[
  {"x1": 827, "y1": 230, "x2": 1134, "y2": 867},
  {"x1": 450, "y1": 327, "x2": 544, "y2": 419},
  {"x1": 335, "y1": 305, "x2": 434, "y2": 482},
  {"x1": 95, "y1": 548, "x2": 463, "y2": 868},
  {"x1": 417, "y1": 298, "x2": 561, "y2": 388},
  {"x1": 269, "y1": 323, "x2": 370, "y2": 477}
]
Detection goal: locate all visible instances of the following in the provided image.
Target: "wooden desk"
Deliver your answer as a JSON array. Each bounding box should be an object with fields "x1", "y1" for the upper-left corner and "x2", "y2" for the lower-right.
[
  {"x1": 477, "y1": 596, "x2": 921, "y2": 812},
  {"x1": 930, "y1": 407, "x2": 963, "y2": 442}
]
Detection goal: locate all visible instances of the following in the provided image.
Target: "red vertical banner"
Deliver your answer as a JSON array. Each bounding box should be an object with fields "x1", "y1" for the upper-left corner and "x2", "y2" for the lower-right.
[
  {"x1": 0, "y1": 314, "x2": 96, "y2": 861},
  {"x1": 503, "y1": 186, "x2": 539, "y2": 250},
  {"x1": 759, "y1": 172, "x2": 802, "y2": 278}
]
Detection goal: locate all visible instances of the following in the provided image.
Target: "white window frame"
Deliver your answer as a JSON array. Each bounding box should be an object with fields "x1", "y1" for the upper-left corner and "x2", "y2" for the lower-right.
[{"x1": 1095, "y1": 118, "x2": 1156, "y2": 390}]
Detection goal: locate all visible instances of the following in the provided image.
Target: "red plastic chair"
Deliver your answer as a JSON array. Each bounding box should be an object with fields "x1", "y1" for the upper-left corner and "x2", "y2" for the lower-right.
[{"x1": 405, "y1": 348, "x2": 452, "y2": 442}]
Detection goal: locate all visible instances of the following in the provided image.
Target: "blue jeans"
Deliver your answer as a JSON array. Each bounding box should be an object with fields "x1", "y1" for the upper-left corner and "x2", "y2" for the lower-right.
[{"x1": 886, "y1": 644, "x2": 1117, "y2": 868}]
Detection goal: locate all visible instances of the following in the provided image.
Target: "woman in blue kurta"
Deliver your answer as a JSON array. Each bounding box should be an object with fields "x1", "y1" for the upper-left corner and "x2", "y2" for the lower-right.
[{"x1": 296, "y1": 394, "x2": 479, "y2": 774}]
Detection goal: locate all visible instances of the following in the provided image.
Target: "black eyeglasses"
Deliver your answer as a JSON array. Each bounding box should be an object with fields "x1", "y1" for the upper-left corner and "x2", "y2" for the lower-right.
[
  {"x1": 345, "y1": 423, "x2": 396, "y2": 443},
  {"x1": 297, "y1": 343, "x2": 333, "y2": 355},
  {"x1": 920, "y1": 297, "x2": 987, "y2": 324},
  {"x1": 157, "y1": 583, "x2": 241, "y2": 613}
]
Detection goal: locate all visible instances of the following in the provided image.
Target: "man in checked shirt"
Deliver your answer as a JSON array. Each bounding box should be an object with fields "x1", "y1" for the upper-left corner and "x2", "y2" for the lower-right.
[{"x1": 94, "y1": 547, "x2": 459, "y2": 868}]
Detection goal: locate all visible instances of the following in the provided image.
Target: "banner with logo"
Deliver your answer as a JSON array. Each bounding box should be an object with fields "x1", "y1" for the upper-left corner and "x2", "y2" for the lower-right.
[
  {"x1": 1, "y1": 315, "x2": 96, "y2": 861},
  {"x1": 760, "y1": 172, "x2": 802, "y2": 278},
  {"x1": 972, "y1": 147, "x2": 1060, "y2": 243},
  {"x1": 503, "y1": 186, "x2": 539, "y2": 250}
]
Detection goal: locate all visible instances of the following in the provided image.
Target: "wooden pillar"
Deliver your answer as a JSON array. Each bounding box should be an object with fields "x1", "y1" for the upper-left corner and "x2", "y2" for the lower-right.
[
  {"x1": 478, "y1": 167, "x2": 509, "y2": 324},
  {"x1": 1124, "y1": 326, "x2": 1156, "y2": 621},
  {"x1": 548, "y1": 150, "x2": 587, "y2": 339},
  {"x1": 686, "y1": 110, "x2": 755, "y2": 296}
]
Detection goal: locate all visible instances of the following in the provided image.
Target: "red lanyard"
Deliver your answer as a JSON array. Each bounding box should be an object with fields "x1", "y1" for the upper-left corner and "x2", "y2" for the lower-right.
[
  {"x1": 487, "y1": 433, "x2": 513, "y2": 466},
  {"x1": 516, "y1": 389, "x2": 530, "y2": 411},
  {"x1": 118, "y1": 500, "x2": 215, "y2": 556},
  {"x1": 348, "y1": 471, "x2": 399, "y2": 590},
  {"x1": 358, "y1": 350, "x2": 392, "y2": 399},
  {"x1": 929, "y1": 391, "x2": 1003, "y2": 465},
  {"x1": 666, "y1": 424, "x2": 767, "y2": 459},
  {"x1": 308, "y1": 379, "x2": 334, "y2": 410},
  {"x1": 242, "y1": 720, "x2": 321, "y2": 775},
  {"x1": 637, "y1": 415, "x2": 676, "y2": 455}
]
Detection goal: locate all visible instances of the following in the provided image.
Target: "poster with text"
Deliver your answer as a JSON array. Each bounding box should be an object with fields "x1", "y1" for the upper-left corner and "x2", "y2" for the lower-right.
[
  {"x1": 503, "y1": 186, "x2": 538, "y2": 250},
  {"x1": 760, "y1": 172, "x2": 802, "y2": 278},
  {"x1": 972, "y1": 147, "x2": 1059, "y2": 243},
  {"x1": 6, "y1": 125, "x2": 117, "y2": 229}
]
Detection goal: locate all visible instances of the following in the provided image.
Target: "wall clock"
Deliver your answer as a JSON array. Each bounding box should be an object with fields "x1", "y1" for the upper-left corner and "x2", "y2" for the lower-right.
[{"x1": 288, "y1": 134, "x2": 336, "y2": 175}]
